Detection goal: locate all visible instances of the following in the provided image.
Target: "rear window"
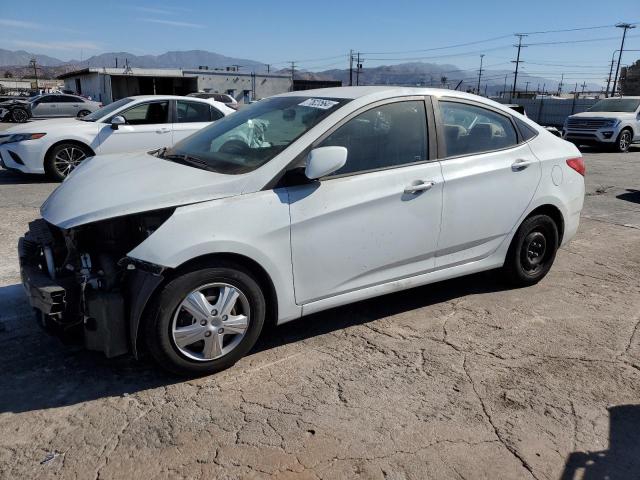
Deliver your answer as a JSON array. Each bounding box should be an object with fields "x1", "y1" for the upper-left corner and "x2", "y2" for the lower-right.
[{"x1": 515, "y1": 118, "x2": 538, "y2": 141}]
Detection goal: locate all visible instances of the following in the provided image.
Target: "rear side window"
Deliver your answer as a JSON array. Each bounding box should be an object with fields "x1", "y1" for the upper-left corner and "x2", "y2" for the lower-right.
[
  {"x1": 515, "y1": 117, "x2": 538, "y2": 141},
  {"x1": 210, "y1": 106, "x2": 224, "y2": 121},
  {"x1": 318, "y1": 100, "x2": 428, "y2": 176},
  {"x1": 439, "y1": 101, "x2": 518, "y2": 157},
  {"x1": 176, "y1": 100, "x2": 211, "y2": 123}
]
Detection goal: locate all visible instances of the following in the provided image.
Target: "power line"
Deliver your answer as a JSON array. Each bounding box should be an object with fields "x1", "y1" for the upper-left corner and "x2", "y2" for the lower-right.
[
  {"x1": 526, "y1": 33, "x2": 640, "y2": 46},
  {"x1": 360, "y1": 34, "x2": 513, "y2": 55},
  {"x1": 521, "y1": 22, "x2": 637, "y2": 35}
]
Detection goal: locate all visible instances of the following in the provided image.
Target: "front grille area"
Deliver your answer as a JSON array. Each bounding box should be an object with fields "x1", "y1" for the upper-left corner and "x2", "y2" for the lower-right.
[{"x1": 566, "y1": 118, "x2": 611, "y2": 131}]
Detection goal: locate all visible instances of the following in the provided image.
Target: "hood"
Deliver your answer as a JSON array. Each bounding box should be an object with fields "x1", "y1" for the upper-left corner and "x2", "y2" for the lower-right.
[
  {"x1": 0, "y1": 99, "x2": 29, "y2": 106},
  {"x1": 569, "y1": 111, "x2": 636, "y2": 120},
  {"x1": 5, "y1": 117, "x2": 95, "y2": 134},
  {"x1": 41, "y1": 151, "x2": 250, "y2": 229}
]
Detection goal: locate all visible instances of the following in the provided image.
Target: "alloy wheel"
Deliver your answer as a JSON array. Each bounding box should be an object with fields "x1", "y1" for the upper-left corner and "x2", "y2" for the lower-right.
[
  {"x1": 53, "y1": 147, "x2": 87, "y2": 177},
  {"x1": 620, "y1": 131, "x2": 631, "y2": 151},
  {"x1": 171, "y1": 283, "x2": 250, "y2": 361},
  {"x1": 12, "y1": 109, "x2": 28, "y2": 122}
]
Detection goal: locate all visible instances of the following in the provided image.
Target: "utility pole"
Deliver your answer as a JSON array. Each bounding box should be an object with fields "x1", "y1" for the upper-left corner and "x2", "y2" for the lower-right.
[
  {"x1": 525, "y1": 81, "x2": 530, "y2": 94},
  {"x1": 265, "y1": 64, "x2": 270, "y2": 74},
  {"x1": 605, "y1": 58, "x2": 615, "y2": 97},
  {"x1": 356, "y1": 52, "x2": 362, "y2": 86},
  {"x1": 511, "y1": 34, "x2": 527, "y2": 99},
  {"x1": 502, "y1": 74, "x2": 508, "y2": 98},
  {"x1": 557, "y1": 73, "x2": 564, "y2": 96},
  {"x1": 350, "y1": 51, "x2": 354, "y2": 86},
  {"x1": 611, "y1": 23, "x2": 636, "y2": 97},
  {"x1": 580, "y1": 82, "x2": 587, "y2": 96},
  {"x1": 541, "y1": 83, "x2": 546, "y2": 96},
  {"x1": 476, "y1": 54, "x2": 484, "y2": 95},
  {"x1": 536, "y1": 82, "x2": 540, "y2": 94},
  {"x1": 289, "y1": 61, "x2": 296, "y2": 91},
  {"x1": 29, "y1": 58, "x2": 38, "y2": 90}
]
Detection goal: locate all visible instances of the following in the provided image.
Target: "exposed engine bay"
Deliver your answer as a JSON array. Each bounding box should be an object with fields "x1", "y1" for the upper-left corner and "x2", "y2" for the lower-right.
[{"x1": 18, "y1": 210, "x2": 173, "y2": 357}]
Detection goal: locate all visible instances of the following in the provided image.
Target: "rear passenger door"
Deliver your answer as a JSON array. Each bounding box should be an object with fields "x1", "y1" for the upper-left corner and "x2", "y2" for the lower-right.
[
  {"x1": 434, "y1": 99, "x2": 541, "y2": 268},
  {"x1": 172, "y1": 100, "x2": 224, "y2": 144}
]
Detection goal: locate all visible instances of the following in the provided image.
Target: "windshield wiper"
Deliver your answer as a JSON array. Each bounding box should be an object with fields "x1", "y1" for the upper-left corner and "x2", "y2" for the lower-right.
[{"x1": 160, "y1": 152, "x2": 216, "y2": 172}]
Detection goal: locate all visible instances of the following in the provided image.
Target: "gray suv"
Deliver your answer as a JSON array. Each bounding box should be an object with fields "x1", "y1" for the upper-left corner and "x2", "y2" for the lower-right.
[{"x1": 563, "y1": 97, "x2": 640, "y2": 152}]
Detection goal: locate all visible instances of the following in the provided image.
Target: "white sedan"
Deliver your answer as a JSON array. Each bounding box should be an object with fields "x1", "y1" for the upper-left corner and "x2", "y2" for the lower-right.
[
  {"x1": 20, "y1": 87, "x2": 584, "y2": 375},
  {"x1": 0, "y1": 95, "x2": 234, "y2": 180}
]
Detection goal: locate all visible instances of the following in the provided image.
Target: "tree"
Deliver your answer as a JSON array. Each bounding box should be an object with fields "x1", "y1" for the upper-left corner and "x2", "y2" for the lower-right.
[
  {"x1": 4, "y1": 71, "x2": 13, "y2": 78},
  {"x1": 619, "y1": 60, "x2": 640, "y2": 96}
]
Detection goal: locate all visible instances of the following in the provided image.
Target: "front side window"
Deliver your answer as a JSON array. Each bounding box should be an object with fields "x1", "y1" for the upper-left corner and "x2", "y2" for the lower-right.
[
  {"x1": 176, "y1": 100, "x2": 211, "y2": 123},
  {"x1": 82, "y1": 97, "x2": 133, "y2": 122},
  {"x1": 119, "y1": 101, "x2": 169, "y2": 125},
  {"x1": 163, "y1": 96, "x2": 350, "y2": 174},
  {"x1": 318, "y1": 100, "x2": 428, "y2": 176},
  {"x1": 439, "y1": 101, "x2": 518, "y2": 157}
]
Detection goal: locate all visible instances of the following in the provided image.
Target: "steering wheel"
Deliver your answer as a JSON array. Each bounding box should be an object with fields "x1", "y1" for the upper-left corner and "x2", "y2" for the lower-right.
[{"x1": 219, "y1": 139, "x2": 250, "y2": 155}]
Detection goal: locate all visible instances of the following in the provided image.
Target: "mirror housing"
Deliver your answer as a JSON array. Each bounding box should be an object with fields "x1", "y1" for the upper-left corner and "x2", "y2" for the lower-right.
[
  {"x1": 110, "y1": 115, "x2": 126, "y2": 130},
  {"x1": 305, "y1": 146, "x2": 348, "y2": 180}
]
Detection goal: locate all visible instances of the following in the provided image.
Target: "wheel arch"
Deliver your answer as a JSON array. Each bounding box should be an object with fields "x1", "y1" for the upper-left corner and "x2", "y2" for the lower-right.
[
  {"x1": 524, "y1": 204, "x2": 565, "y2": 244},
  {"x1": 132, "y1": 252, "x2": 279, "y2": 357},
  {"x1": 44, "y1": 139, "x2": 95, "y2": 162}
]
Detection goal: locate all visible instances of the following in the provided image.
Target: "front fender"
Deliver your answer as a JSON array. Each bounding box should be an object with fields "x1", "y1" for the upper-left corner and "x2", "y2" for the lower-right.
[{"x1": 127, "y1": 190, "x2": 301, "y2": 324}]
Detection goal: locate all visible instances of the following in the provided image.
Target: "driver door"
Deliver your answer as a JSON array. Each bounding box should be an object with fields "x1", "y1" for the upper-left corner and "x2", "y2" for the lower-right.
[
  {"x1": 96, "y1": 100, "x2": 172, "y2": 154},
  {"x1": 288, "y1": 98, "x2": 443, "y2": 305}
]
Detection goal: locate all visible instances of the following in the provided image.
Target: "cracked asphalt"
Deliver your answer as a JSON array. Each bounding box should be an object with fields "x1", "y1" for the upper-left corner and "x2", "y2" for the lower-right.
[{"x1": 0, "y1": 122, "x2": 639, "y2": 479}]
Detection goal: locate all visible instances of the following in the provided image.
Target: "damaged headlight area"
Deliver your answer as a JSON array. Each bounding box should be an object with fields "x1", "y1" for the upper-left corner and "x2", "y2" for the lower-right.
[{"x1": 19, "y1": 208, "x2": 174, "y2": 357}]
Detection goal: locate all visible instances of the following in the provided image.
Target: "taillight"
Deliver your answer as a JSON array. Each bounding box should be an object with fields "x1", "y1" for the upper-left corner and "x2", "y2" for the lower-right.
[{"x1": 566, "y1": 157, "x2": 585, "y2": 176}]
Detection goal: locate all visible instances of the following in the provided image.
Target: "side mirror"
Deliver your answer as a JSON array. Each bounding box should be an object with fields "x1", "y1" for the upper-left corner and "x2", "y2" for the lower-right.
[
  {"x1": 305, "y1": 146, "x2": 348, "y2": 180},
  {"x1": 110, "y1": 115, "x2": 126, "y2": 130}
]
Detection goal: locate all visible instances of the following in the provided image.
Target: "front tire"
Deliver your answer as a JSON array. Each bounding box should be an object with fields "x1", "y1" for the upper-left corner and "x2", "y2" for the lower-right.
[
  {"x1": 77, "y1": 109, "x2": 91, "y2": 117},
  {"x1": 502, "y1": 214, "x2": 559, "y2": 287},
  {"x1": 44, "y1": 142, "x2": 92, "y2": 181},
  {"x1": 615, "y1": 129, "x2": 632, "y2": 153},
  {"x1": 11, "y1": 108, "x2": 29, "y2": 123},
  {"x1": 145, "y1": 263, "x2": 266, "y2": 376}
]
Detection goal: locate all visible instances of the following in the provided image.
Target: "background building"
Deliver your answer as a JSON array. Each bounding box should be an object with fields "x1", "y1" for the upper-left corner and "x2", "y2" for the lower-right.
[{"x1": 58, "y1": 67, "x2": 292, "y2": 104}]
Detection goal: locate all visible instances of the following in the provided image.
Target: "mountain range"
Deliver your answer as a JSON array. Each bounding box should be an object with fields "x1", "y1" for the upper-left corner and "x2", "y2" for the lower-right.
[{"x1": 0, "y1": 48, "x2": 603, "y2": 94}]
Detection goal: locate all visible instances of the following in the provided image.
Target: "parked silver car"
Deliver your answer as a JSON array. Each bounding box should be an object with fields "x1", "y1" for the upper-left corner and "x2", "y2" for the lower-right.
[{"x1": 0, "y1": 94, "x2": 102, "y2": 122}]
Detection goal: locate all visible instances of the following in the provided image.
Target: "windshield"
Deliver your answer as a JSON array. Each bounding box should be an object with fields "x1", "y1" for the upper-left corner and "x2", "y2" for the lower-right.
[
  {"x1": 163, "y1": 96, "x2": 350, "y2": 174},
  {"x1": 80, "y1": 98, "x2": 134, "y2": 122},
  {"x1": 588, "y1": 98, "x2": 640, "y2": 113}
]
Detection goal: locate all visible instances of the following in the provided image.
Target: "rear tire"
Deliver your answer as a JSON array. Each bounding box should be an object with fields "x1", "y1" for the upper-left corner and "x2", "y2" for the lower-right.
[
  {"x1": 77, "y1": 109, "x2": 91, "y2": 117},
  {"x1": 502, "y1": 214, "x2": 559, "y2": 287},
  {"x1": 11, "y1": 108, "x2": 28, "y2": 123},
  {"x1": 615, "y1": 129, "x2": 632, "y2": 153},
  {"x1": 145, "y1": 262, "x2": 266, "y2": 376},
  {"x1": 44, "y1": 142, "x2": 92, "y2": 181}
]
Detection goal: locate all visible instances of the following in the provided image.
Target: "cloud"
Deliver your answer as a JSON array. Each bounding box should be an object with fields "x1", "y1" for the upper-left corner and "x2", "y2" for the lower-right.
[
  {"x1": 0, "y1": 19, "x2": 40, "y2": 29},
  {"x1": 143, "y1": 18, "x2": 204, "y2": 28},
  {"x1": 132, "y1": 6, "x2": 173, "y2": 15},
  {"x1": 11, "y1": 40, "x2": 101, "y2": 51}
]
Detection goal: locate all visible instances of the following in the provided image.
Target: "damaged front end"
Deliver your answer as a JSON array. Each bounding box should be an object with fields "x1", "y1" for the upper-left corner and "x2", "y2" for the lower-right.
[{"x1": 18, "y1": 210, "x2": 173, "y2": 357}]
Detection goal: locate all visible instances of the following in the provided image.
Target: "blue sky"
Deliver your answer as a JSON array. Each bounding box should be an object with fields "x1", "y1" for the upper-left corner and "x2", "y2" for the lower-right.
[{"x1": 1, "y1": 0, "x2": 639, "y2": 84}]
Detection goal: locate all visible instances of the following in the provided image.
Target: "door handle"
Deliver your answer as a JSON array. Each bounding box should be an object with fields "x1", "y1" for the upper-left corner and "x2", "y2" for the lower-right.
[
  {"x1": 511, "y1": 159, "x2": 533, "y2": 171},
  {"x1": 404, "y1": 180, "x2": 436, "y2": 194},
  {"x1": 156, "y1": 128, "x2": 171, "y2": 134}
]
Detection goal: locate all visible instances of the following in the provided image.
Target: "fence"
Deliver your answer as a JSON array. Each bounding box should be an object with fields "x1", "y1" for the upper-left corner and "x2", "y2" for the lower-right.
[{"x1": 495, "y1": 98, "x2": 599, "y2": 127}]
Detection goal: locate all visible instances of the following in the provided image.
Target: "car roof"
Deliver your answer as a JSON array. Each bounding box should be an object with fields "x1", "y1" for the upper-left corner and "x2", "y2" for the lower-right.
[{"x1": 276, "y1": 86, "x2": 484, "y2": 101}]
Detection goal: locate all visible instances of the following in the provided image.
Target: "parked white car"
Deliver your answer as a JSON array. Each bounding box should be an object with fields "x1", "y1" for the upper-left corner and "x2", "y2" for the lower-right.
[
  {"x1": 563, "y1": 97, "x2": 640, "y2": 152},
  {"x1": 19, "y1": 87, "x2": 585, "y2": 375},
  {"x1": 0, "y1": 95, "x2": 234, "y2": 180}
]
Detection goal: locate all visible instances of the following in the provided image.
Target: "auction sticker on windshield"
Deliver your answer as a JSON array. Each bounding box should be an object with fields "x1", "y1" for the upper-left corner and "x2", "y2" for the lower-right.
[{"x1": 298, "y1": 98, "x2": 340, "y2": 109}]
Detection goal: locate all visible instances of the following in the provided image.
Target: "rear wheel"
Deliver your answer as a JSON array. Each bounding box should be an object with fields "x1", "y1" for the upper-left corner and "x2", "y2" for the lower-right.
[
  {"x1": 145, "y1": 263, "x2": 266, "y2": 376},
  {"x1": 77, "y1": 109, "x2": 91, "y2": 117},
  {"x1": 45, "y1": 143, "x2": 91, "y2": 181},
  {"x1": 11, "y1": 108, "x2": 28, "y2": 123},
  {"x1": 502, "y1": 214, "x2": 559, "y2": 287},
  {"x1": 615, "y1": 129, "x2": 632, "y2": 153}
]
